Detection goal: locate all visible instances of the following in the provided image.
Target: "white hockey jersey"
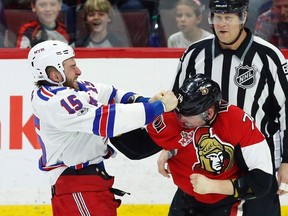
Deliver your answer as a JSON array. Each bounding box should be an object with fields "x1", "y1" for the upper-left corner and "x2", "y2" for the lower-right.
[{"x1": 31, "y1": 80, "x2": 162, "y2": 184}]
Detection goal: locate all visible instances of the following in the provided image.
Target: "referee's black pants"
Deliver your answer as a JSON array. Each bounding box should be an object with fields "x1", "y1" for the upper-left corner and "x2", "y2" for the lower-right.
[
  {"x1": 243, "y1": 173, "x2": 280, "y2": 216},
  {"x1": 243, "y1": 137, "x2": 281, "y2": 216},
  {"x1": 168, "y1": 185, "x2": 280, "y2": 216}
]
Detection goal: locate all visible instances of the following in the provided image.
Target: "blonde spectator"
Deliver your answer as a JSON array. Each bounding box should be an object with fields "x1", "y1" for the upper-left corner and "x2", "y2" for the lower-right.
[
  {"x1": 16, "y1": 0, "x2": 72, "y2": 48},
  {"x1": 76, "y1": 0, "x2": 129, "y2": 47},
  {"x1": 167, "y1": 0, "x2": 211, "y2": 48}
]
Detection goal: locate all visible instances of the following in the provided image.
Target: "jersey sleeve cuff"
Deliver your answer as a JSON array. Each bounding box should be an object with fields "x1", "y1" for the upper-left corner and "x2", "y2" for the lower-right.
[
  {"x1": 144, "y1": 101, "x2": 165, "y2": 124},
  {"x1": 135, "y1": 96, "x2": 150, "y2": 103}
]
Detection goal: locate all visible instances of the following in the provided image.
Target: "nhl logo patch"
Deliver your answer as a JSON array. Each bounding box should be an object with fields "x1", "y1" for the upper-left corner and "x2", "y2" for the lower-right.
[{"x1": 234, "y1": 64, "x2": 258, "y2": 89}]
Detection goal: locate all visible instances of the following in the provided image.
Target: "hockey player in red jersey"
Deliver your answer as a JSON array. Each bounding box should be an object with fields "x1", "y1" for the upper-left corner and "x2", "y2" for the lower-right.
[{"x1": 147, "y1": 74, "x2": 273, "y2": 216}]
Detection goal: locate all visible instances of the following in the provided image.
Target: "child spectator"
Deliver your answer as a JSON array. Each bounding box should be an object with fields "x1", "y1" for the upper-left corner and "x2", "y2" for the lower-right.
[
  {"x1": 167, "y1": 0, "x2": 211, "y2": 48},
  {"x1": 255, "y1": 0, "x2": 288, "y2": 49},
  {"x1": 16, "y1": 0, "x2": 72, "y2": 48},
  {"x1": 76, "y1": 0, "x2": 129, "y2": 47}
]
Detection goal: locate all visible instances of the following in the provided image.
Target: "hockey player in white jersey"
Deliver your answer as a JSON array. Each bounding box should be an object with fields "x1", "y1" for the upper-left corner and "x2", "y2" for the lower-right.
[{"x1": 28, "y1": 40, "x2": 178, "y2": 216}]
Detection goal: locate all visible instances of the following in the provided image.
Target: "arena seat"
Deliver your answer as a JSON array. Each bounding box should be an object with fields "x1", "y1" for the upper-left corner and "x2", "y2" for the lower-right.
[{"x1": 121, "y1": 10, "x2": 150, "y2": 47}]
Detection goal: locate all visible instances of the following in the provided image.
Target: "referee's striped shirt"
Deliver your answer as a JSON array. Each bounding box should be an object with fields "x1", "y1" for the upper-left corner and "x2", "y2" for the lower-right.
[{"x1": 173, "y1": 28, "x2": 288, "y2": 163}]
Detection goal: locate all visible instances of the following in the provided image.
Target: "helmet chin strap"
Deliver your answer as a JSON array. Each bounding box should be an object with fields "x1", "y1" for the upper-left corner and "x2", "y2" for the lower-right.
[
  {"x1": 48, "y1": 74, "x2": 66, "y2": 86},
  {"x1": 201, "y1": 110, "x2": 211, "y2": 125},
  {"x1": 58, "y1": 71, "x2": 66, "y2": 86}
]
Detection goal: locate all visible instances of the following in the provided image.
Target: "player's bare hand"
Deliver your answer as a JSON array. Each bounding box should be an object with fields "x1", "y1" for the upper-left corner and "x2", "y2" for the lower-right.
[
  {"x1": 157, "y1": 150, "x2": 171, "y2": 178},
  {"x1": 161, "y1": 91, "x2": 178, "y2": 112},
  {"x1": 149, "y1": 90, "x2": 167, "y2": 103},
  {"x1": 190, "y1": 173, "x2": 213, "y2": 194},
  {"x1": 277, "y1": 163, "x2": 288, "y2": 195}
]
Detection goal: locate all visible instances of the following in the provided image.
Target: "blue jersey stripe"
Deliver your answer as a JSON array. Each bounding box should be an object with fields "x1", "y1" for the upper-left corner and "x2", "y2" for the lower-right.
[
  {"x1": 37, "y1": 89, "x2": 50, "y2": 101},
  {"x1": 108, "y1": 87, "x2": 117, "y2": 103},
  {"x1": 107, "y1": 104, "x2": 116, "y2": 137},
  {"x1": 93, "y1": 108, "x2": 102, "y2": 135}
]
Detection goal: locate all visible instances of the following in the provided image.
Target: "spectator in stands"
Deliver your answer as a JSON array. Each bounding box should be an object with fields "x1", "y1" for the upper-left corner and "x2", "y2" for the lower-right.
[
  {"x1": 0, "y1": 0, "x2": 8, "y2": 48},
  {"x1": 255, "y1": 0, "x2": 288, "y2": 49},
  {"x1": 167, "y1": 0, "x2": 211, "y2": 48},
  {"x1": 76, "y1": 0, "x2": 129, "y2": 47},
  {"x1": 16, "y1": 0, "x2": 72, "y2": 48}
]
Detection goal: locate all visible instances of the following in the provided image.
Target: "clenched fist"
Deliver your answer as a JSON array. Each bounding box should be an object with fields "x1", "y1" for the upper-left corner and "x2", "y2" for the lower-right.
[
  {"x1": 149, "y1": 90, "x2": 167, "y2": 103},
  {"x1": 160, "y1": 91, "x2": 178, "y2": 112},
  {"x1": 190, "y1": 173, "x2": 233, "y2": 195},
  {"x1": 190, "y1": 173, "x2": 213, "y2": 194}
]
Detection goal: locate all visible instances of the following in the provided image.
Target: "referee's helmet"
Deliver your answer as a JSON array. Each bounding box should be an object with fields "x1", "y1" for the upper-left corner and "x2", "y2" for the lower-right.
[
  {"x1": 28, "y1": 40, "x2": 75, "y2": 85},
  {"x1": 175, "y1": 74, "x2": 222, "y2": 116},
  {"x1": 209, "y1": 0, "x2": 249, "y2": 13}
]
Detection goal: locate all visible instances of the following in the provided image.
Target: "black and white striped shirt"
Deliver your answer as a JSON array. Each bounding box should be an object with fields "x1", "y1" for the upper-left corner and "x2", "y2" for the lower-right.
[{"x1": 173, "y1": 28, "x2": 288, "y2": 163}]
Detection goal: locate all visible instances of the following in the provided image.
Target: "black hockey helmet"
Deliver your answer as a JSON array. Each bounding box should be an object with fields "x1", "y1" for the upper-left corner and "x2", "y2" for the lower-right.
[
  {"x1": 175, "y1": 74, "x2": 222, "y2": 116},
  {"x1": 209, "y1": 0, "x2": 249, "y2": 13}
]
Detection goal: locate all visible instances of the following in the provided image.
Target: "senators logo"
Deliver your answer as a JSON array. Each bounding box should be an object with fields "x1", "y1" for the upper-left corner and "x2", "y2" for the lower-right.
[
  {"x1": 193, "y1": 127, "x2": 234, "y2": 174},
  {"x1": 234, "y1": 64, "x2": 258, "y2": 89}
]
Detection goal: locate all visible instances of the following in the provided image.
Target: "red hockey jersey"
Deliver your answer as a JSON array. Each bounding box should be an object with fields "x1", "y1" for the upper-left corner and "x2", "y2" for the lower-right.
[{"x1": 147, "y1": 101, "x2": 272, "y2": 204}]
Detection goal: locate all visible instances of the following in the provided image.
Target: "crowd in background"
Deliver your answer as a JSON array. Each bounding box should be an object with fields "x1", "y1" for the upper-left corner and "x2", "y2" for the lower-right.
[{"x1": 0, "y1": 0, "x2": 287, "y2": 49}]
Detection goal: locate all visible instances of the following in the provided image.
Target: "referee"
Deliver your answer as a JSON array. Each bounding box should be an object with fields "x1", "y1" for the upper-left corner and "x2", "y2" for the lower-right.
[{"x1": 172, "y1": 0, "x2": 288, "y2": 216}]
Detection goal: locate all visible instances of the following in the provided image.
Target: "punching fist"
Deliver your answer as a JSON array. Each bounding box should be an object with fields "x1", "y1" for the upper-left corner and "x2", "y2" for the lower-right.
[
  {"x1": 160, "y1": 91, "x2": 178, "y2": 112},
  {"x1": 190, "y1": 173, "x2": 233, "y2": 195},
  {"x1": 190, "y1": 173, "x2": 213, "y2": 194},
  {"x1": 149, "y1": 90, "x2": 167, "y2": 103}
]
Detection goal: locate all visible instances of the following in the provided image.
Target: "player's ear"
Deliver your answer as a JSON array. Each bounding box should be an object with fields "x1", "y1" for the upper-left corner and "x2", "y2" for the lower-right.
[
  {"x1": 207, "y1": 106, "x2": 215, "y2": 120},
  {"x1": 241, "y1": 11, "x2": 248, "y2": 23},
  {"x1": 48, "y1": 68, "x2": 62, "y2": 82}
]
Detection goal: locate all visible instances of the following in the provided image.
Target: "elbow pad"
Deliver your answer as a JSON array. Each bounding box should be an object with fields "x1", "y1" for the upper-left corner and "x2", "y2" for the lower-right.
[{"x1": 231, "y1": 177, "x2": 256, "y2": 200}]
